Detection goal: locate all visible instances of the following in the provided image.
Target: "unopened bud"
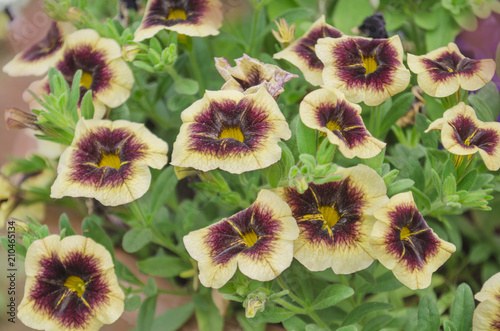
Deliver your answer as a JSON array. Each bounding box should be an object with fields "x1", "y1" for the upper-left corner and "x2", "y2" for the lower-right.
[
  {"x1": 66, "y1": 7, "x2": 86, "y2": 23},
  {"x1": 5, "y1": 108, "x2": 39, "y2": 130},
  {"x1": 244, "y1": 293, "x2": 267, "y2": 318},
  {"x1": 122, "y1": 44, "x2": 142, "y2": 62}
]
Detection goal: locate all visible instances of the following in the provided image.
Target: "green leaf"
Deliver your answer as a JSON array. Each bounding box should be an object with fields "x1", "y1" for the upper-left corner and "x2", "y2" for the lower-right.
[
  {"x1": 122, "y1": 228, "x2": 153, "y2": 253},
  {"x1": 416, "y1": 113, "x2": 437, "y2": 148},
  {"x1": 414, "y1": 10, "x2": 440, "y2": 30},
  {"x1": 425, "y1": 9, "x2": 461, "y2": 51},
  {"x1": 316, "y1": 138, "x2": 336, "y2": 165},
  {"x1": 0, "y1": 237, "x2": 27, "y2": 260},
  {"x1": 342, "y1": 302, "x2": 393, "y2": 326},
  {"x1": 457, "y1": 169, "x2": 477, "y2": 191},
  {"x1": 296, "y1": 118, "x2": 317, "y2": 156},
  {"x1": 379, "y1": 93, "x2": 415, "y2": 139},
  {"x1": 337, "y1": 326, "x2": 357, "y2": 331},
  {"x1": 152, "y1": 302, "x2": 195, "y2": 331},
  {"x1": 443, "y1": 174, "x2": 457, "y2": 197},
  {"x1": 115, "y1": 260, "x2": 144, "y2": 286},
  {"x1": 59, "y1": 213, "x2": 76, "y2": 237},
  {"x1": 450, "y1": 283, "x2": 474, "y2": 331},
  {"x1": 469, "y1": 243, "x2": 492, "y2": 264},
  {"x1": 265, "y1": 162, "x2": 282, "y2": 188},
  {"x1": 138, "y1": 256, "x2": 190, "y2": 277},
  {"x1": 236, "y1": 311, "x2": 266, "y2": 331},
  {"x1": 387, "y1": 179, "x2": 414, "y2": 196},
  {"x1": 362, "y1": 314, "x2": 392, "y2": 331},
  {"x1": 252, "y1": 305, "x2": 295, "y2": 323},
  {"x1": 282, "y1": 316, "x2": 308, "y2": 331},
  {"x1": 125, "y1": 294, "x2": 142, "y2": 311},
  {"x1": 143, "y1": 278, "x2": 158, "y2": 297},
  {"x1": 418, "y1": 294, "x2": 440, "y2": 331},
  {"x1": 382, "y1": 169, "x2": 399, "y2": 187},
  {"x1": 194, "y1": 293, "x2": 224, "y2": 331},
  {"x1": 452, "y1": 8, "x2": 478, "y2": 31},
  {"x1": 312, "y1": 284, "x2": 354, "y2": 310},
  {"x1": 357, "y1": 269, "x2": 376, "y2": 286},
  {"x1": 469, "y1": 93, "x2": 494, "y2": 122},
  {"x1": 333, "y1": 0, "x2": 373, "y2": 34},
  {"x1": 137, "y1": 295, "x2": 157, "y2": 331},
  {"x1": 443, "y1": 320, "x2": 458, "y2": 331},
  {"x1": 150, "y1": 167, "x2": 178, "y2": 216},
  {"x1": 174, "y1": 77, "x2": 199, "y2": 95},
  {"x1": 411, "y1": 187, "x2": 432, "y2": 212},
  {"x1": 80, "y1": 90, "x2": 95, "y2": 119},
  {"x1": 82, "y1": 215, "x2": 114, "y2": 259},
  {"x1": 279, "y1": 141, "x2": 295, "y2": 175}
]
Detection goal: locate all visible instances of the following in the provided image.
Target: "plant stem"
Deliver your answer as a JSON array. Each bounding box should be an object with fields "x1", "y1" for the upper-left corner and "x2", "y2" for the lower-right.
[
  {"x1": 188, "y1": 46, "x2": 205, "y2": 95},
  {"x1": 128, "y1": 200, "x2": 148, "y2": 226}
]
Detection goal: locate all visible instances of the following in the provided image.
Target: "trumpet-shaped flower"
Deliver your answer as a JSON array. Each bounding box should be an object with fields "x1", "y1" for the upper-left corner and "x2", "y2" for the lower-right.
[
  {"x1": 407, "y1": 43, "x2": 496, "y2": 97},
  {"x1": 316, "y1": 35, "x2": 410, "y2": 106},
  {"x1": 50, "y1": 118, "x2": 168, "y2": 206},
  {"x1": 370, "y1": 192, "x2": 456, "y2": 290},
  {"x1": 23, "y1": 29, "x2": 134, "y2": 119},
  {"x1": 170, "y1": 88, "x2": 291, "y2": 174},
  {"x1": 215, "y1": 54, "x2": 297, "y2": 98},
  {"x1": 273, "y1": 15, "x2": 342, "y2": 86},
  {"x1": 425, "y1": 102, "x2": 500, "y2": 171},
  {"x1": 277, "y1": 164, "x2": 388, "y2": 274},
  {"x1": 134, "y1": 0, "x2": 223, "y2": 41},
  {"x1": 3, "y1": 22, "x2": 73, "y2": 77},
  {"x1": 18, "y1": 235, "x2": 124, "y2": 331},
  {"x1": 183, "y1": 189, "x2": 299, "y2": 288},
  {"x1": 299, "y1": 87, "x2": 385, "y2": 159},
  {"x1": 473, "y1": 272, "x2": 500, "y2": 330}
]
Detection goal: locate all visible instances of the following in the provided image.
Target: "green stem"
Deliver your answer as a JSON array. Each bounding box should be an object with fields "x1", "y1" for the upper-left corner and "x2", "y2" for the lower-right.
[
  {"x1": 128, "y1": 200, "x2": 148, "y2": 226},
  {"x1": 188, "y1": 46, "x2": 205, "y2": 95},
  {"x1": 246, "y1": 4, "x2": 261, "y2": 56},
  {"x1": 274, "y1": 298, "x2": 306, "y2": 314}
]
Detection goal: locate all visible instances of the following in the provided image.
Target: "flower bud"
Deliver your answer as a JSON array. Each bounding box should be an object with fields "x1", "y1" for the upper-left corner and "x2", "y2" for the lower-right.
[{"x1": 4, "y1": 108, "x2": 39, "y2": 130}]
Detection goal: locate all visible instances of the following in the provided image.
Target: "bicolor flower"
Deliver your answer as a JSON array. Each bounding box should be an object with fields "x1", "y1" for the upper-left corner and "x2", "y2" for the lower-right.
[
  {"x1": 473, "y1": 272, "x2": 500, "y2": 330},
  {"x1": 277, "y1": 164, "x2": 389, "y2": 274},
  {"x1": 370, "y1": 192, "x2": 456, "y2": 290},
  {"x1": 215, "y1": 54, "x2": 297, "y2": 98},
  {"x1": 316, "y1": 35, "x2": 410, "y2": 106},
  {"x1": 407, "y1": 43, "x2": 496, "y2": 97},
  {"x1": 299, "y1": 87, "x2": 385, "y2": 159},
  {"x1": 24, "y1": 29, "x2": 134, "y2": 119},
  {"x1": 183, "y1": 189, "x2": 299, "y2": 288},
  {"x1": 273, "y1": 15, "x2": 342, "y2": 86},
  {"x1": 425, "y1": 102, "x2": 500, "y2": 171},
  {"x1": 18, "y1": 235, "x2": 124, "y2": 331},
  {"x1": 170, "y1": 88, "x2": 291, "y2": 174},
  {"x1": 3, "y1": 21, "x2": 73, "y2": 77},
  {"x1": 50, "y1": 118, "x2": 168, "y2": 206},
  {"x1": 134, "y1": 0, "x2": 223, "y2": 41}
]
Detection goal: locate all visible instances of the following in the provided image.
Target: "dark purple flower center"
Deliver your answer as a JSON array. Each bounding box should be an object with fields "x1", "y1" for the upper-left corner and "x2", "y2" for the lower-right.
[
  {"x1": 21, "y1": 22, "x2": 63, "y2": 62},
  {"x1": 423, "y1": 51, "x2": 480, "y2": 82},
  {"x1": 294, "y1": 25, "x2": 342, "y2": 69},
  {"x1": 233, "y1": 64, "x2": 266, "y2": 91},
  {"x1": 30, "y1": 252, "x2": 109, "y2": 329},
  {"x1": 143, "y1": 0, "x2": 208, "y2": 28},
  {"x1": 449, "y1": 115, "x2": 499, "y2": 154}
]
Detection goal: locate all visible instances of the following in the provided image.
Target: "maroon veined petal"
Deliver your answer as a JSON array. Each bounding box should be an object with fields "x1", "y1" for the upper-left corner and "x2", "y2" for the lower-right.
[
  {"x1": 21, "y1": 22, "x2": 64, "y2": 62},
  {"x1": 141, "y1": 0, "x2": 208, "y2": 29}
]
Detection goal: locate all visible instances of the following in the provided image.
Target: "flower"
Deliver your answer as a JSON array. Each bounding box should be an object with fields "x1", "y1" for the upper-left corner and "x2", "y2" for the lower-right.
[
  {"x1": 299, "y1": 87, "x2": 385, "y2": 159},
  {"x1": 277, "y1": 164, "x2": 388, "y2": 274},
  {"x1": 24, "y1": 29, "x2": 134, "y2": 119},
  {"x1": 215, "y1": 54, "x2": 297, "y2": 98},
  {"x1": 425, "y1": 102, "x2": 500, "y2": 171},
  {"x1": 358, "y1": 12, "x2": 388, "y2": 39},
  {"x1": 273, "y1": 15, "x2": 342, "y2": 86},
  {"x1": 473, "y1": 272, "x2": 500, "y2": 330},
  {"x1": 50, "y1": 118, "x2": 168, "y2": 206},
  {"x1": 3, "y1": 21, "x2": 73, "y2": 77},
  {"x1": 272, "y1": 18, "x2": 296, "y2": 48},
  {"x1": 316, "y1": 35, "x2": 410, "y2": 106},
  {"x1": 370, "y1": 192, "x2": 456, "y2": 290},
  {"x1": 407, "y1": 42, "x2": 496, "y2": 97},
  {"x1": 18, "y1": 235, "x2": 124, "y2": 331},
  {"x1": 133, "y1": 0, "x2": 223, "y2": 41},
  {"x1": 4, "y1": 107, "x2": 40, "y2": 130},
  {"x1": 170, "y1": 88, "x2": 291, "y2": 174},
  {"x1": 183, "y1": 189, "x2": 299, "y2": 288}
]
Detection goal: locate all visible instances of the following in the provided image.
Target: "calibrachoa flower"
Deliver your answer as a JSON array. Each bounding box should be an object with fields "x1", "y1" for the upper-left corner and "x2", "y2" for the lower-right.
[
  {"x1": 170, "y1": 88, "x2": 291, "y2": 174},
  {"x1": 425, "y1": 102, "x2": 500, "y2": 171},
  {"x1": 183, "y1": 189, "x2": 299, "y2": 288},
  {"x1": 473, "y1": 272, "x2": 500, "y2": 330},
  {"x1": 299, "y1": 86, "x2": 385, "y2": 159},
  {"x1": 18, "y1": 235, "x2": 124, "y2": 331},
  {"x1": 316, "y1": 35, "x2": 410, "y2": 106},
  {"x1": 3, "y1": 21, "x2": 73, "y2": 77},
  {"x1": 370, "y1": 192, "x2": 456, "y2": 290},
  {"x1": 133, "y1": 0, "x2": 223, "y2": 41},
  {"x1": 277, "y1": 164, "x2": 389, "y2": 274},
  {"x1": 215, "y1": 54, "x2": 298, "y2": 98},
  {"x1": 273, "y1": 15, "x2": 342, "y2": 86},
  {"x1": 50, "y1": 118, "x2": 168, "y2": 206},
  {"x1": 24, "y1": 29, "x2": 134, "y2": 119},
  {"x1": 407, "y1": 42, "x2": 496, "y2": 97}
]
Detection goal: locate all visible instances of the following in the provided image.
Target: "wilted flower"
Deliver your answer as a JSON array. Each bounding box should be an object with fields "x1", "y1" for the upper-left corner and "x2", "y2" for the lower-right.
[
  {"x1": 183, "y1": 189, "x2": 299, "y2": 288},
  {"x1": 316, "y1": 35, "x2": 410, "y2": 106},
  {"x1": 277, "y1": 164, "x2": 388, "y2": 274},
  {"x1": 425, "y1": 102, "x2": 500, "y2": 171},
  {"x1": 272, "y1": 18, "x2": 295, "y2": 48},
  {"x1": 4, "y1": 107, "x2": 39, "y2": 130},
  {"x1": 170, "y1": 88, "x2": 291, "y2": 174},
  {"x1": 273, "y1": 15, "x2": 342, "y2": 86},
  {"x1": 24, "y1": 29, "x2": 134, "y2": 119},
  {"x1": 407, "y1": 42, "x2": 496, "y2": 97},
  {"x1": 299, "y1": 87, "x2": 385, "y2": 159},
  {"x1": 215, "y1": 54, "x2": 297, "y2": 98},
  {"x1": 358, "y1": 12, "x2": 388, "y2": 39},
  {"x1": 370, "y1": 192, "x2": 456, "y2": 290},
  {"x1": 50, "y1": 118, "x2": 168, "y2": 206},
  {"x1": 134, "y1": 0, "x2": 223, "y2": 41},
  {"x1": 473, "y1": 272, "x2": 500, "y2": 330},
  {"x1": 3, "y1": 21, "x2": 73, "y2": 77},
  {"x1": 18, "y1": 235, "x2": 124, "y2": 331}
]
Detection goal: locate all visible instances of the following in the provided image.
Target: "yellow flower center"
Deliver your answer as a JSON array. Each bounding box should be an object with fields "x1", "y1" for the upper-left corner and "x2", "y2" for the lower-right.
[
  {"x1": 80, "y1": 71, "x2": 93, "y2": 90},
  {"x1": 64, "y1": 275, "x2": 86, "y2": 298},
  {"x1": 400, "y1": 226, "x2": 412, "y2": 240},
  {"x1": 241, "y1": 229, "x2": 259, "y2": 247},
  {"x1": 98, "y1": 153, "x2": 122, "y2": 170},
  {"x1": 361, "y1": 56, "x2": 378, "y2": 74},
  {"x1": 218, "y1": 127, "x2": 245, "y2": 142},
  {"x1": 318, "y1": 205, "x2": 340, "y2": 228},
  {"x1": 463, "y1": 128, "x2": 479, "y2": 146},
  {"x1": 326, "y1": 120, "x2": 342, "y2": 132},
  {"x1": 167, "y1": 8, "x2": 187, "y2": 20}
]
